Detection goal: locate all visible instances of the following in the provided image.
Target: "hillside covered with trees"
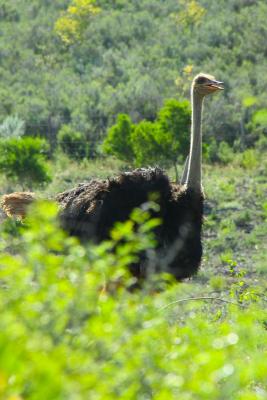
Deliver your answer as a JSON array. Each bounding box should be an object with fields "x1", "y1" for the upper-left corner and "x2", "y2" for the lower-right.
[{"x1": 1, "y1": 0, "x2": 267, "y2": 154}]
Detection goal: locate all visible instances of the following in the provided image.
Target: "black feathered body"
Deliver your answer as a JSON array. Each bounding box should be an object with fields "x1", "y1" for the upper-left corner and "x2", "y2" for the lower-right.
[{"x1": 56, "y1": 167, "x2": 203, "y2": 280}]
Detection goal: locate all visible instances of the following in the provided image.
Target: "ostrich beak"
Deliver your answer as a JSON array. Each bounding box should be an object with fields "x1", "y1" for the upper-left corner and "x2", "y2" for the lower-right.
[{"x1": 208, "y1": 80, "x2": 224, "y2": 91}]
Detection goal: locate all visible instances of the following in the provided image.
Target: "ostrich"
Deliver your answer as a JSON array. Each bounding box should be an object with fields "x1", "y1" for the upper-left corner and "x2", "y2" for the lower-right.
[{"x1": 1, "y1": 74, "x2": 223, "y2": 280}]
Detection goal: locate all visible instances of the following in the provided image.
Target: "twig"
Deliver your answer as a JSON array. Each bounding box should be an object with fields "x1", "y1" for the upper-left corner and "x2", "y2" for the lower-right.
[{"x1": 159, "y1": 296, "x2": 244, "y2": 311}]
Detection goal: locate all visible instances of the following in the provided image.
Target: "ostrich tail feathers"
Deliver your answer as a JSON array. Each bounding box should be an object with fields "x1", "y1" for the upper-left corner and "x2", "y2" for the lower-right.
[{"x1": 1, "y1": 192, "x2": 36, "y2": 219}]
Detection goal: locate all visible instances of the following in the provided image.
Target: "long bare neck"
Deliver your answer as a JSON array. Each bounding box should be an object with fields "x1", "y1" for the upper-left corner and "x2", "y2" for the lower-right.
[{"x1": 186, "y1": 88, "x2": 204, "y2": 192}]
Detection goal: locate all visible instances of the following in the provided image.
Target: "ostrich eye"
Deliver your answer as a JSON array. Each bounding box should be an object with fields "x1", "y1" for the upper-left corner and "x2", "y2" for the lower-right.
[{"x1": 196, "y1": 77, "x2": 206, "y2": 84}]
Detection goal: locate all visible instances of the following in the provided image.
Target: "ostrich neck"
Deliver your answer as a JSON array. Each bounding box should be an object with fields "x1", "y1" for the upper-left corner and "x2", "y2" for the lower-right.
[{"x1": 186, "y1": 89, "x2": 204, "y2": 192}]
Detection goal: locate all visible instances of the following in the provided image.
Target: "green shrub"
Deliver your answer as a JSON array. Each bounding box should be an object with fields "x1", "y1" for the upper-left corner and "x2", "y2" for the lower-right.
[
  {"x1": 239, "y1": 148, "x2": 258, "y2": 170},
  {"x1": 103, "y1": 100, "x2": 190, "y2": 179},
  {"x1": 0, "y1": 202, "x2": 266, "y2": 399},
  {"x1": 255, "y1": 134, "x2": 267, "y2": 151},
  {"x1": 58, "y1": 125, "x2": 89, "y2": 161},
  {"x1": 206, "y1": 139, "x2": 235, "y2": 164},
  {"x1": 130, "y1": 120, "x2": 161, "y2": 166},
  {"x1": 252, "y1": 108, "x2": 267, "y2": 128},
  {"x1": 0, "y1": 115, "x2": 25, "y2": 138},
  {"x1": 0, "y1": 136, "x2": 51, "y2": 188},
  {"x1": 155, "y1": 98, "x2": 191, "y2": 181},
  {"x1": 156, "y1": 98, "x2": 191, "y2": 161},
  {"x1": 102, "y1": 114, "x2": 135, "y2": 163}
]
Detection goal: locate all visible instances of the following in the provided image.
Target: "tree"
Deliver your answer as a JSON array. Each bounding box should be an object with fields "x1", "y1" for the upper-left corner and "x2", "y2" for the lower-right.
[
  {"x1": 156, "y1": 99, "x2": 191, "y2": 181},
  {"x1": 130, "y1": 121, "x2": 161, "y2": 167},
  {"x1": 173, "y1": 0, "x2": 206, "y2": 29},
  {"x1": 54, "y1": 0, "x2": 101, "y2": 44},
  {"x1": 130, "y1": 99, "x2": 191, "y2": 180},
  {"x1": 103, "y1": 100, "x2": 191, "y2": 179},
  {"x1": 102, "y1": 114, "x2": 135, "y2": 163},
  {"x1": 58, "y1": 125, "x2": 89, "y2": 160}
]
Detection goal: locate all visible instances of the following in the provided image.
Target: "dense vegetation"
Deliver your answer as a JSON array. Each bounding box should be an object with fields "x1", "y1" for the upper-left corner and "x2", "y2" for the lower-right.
[
  {"x1": 1, "y1": 0, "x2": 267, "y2": 154},
  {"x1": 0, "y1": 1, "x2": 266, "y2": 398},
  {"x1": 103, "y1": 99, "x2": 191, "y2": 180}
]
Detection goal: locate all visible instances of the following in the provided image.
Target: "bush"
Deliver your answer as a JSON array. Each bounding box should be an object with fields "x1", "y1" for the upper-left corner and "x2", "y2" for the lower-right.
[
  {"x1": 0, "y1": 202, "x2": 266, "y2": 399},
  {"x1": 0, "y1": 136, "x2": 51, "y2": 188},
  {"x1": 58, "y1": 125, "x2": 89, "y2": 161},
  {"x1": 205, "y1": 139, "x2": 235, "y2": 164},
  {"x1": 130, "y1": 120, "x2": 161, "y2": 166},
  {"x1": 255, "y1": 133, "x2": 267, "y2": 151},
  {"x1": 102, "y1": 114, "x2": 135, "y2": 163},
  {"x1": 217, "y1": 141, "x2": 235, "y2": 164},
  {"x1": 103, "y1": 100, "x2": 191, "y2": 179},
  {"x1": 156, "y1": 98, "x2": 191, "y2": 161},
  {"x1": 239, "y1": 149, "x2": 259, "y2": 170},
  {"x1": 156, "y1": 99, "x2": 191, "y2": 181},
  {"x1": 0, "y1": 115, "x2": 25, "y2": 138},
  {"x1": 252, "y1": 108, "x2": 267, "y2": 130}
]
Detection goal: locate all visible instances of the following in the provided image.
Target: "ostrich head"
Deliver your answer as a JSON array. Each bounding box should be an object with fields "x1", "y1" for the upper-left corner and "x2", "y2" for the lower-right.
[{"x1": 193, "y1": 73, "x2": 224, "y2": 96}]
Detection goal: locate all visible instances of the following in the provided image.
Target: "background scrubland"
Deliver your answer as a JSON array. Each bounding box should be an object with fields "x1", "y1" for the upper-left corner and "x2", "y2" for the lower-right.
[{"x1": 0, "y1": 0, "x2": 266, "y2": 399}]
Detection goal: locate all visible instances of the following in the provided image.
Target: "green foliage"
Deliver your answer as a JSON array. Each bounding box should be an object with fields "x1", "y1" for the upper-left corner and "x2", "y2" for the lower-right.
[
  {"x1": 239, "y1": 149, "x2": 259, "y2": 170},
  {"x1": 252, "y1": 109, "x2": 267, "y2": 127},
  {"x1": 103, "y1": 99, "x2": 190, "y2": 174},
  {"x1": 102, "y1": 114, "x2": 135, "y2": 163},
  {"x1": 58, "y1": 124, "x2": 89, "y2": 161},
  {"x1": 249, "y1": 108, "x2": 267, "y2": 139},
  {"x1": 0, "y1": 202, "x2": 266, "y2": 399},
  {"x1": 0, "y1": 137, "x2": 51, "y2": 188},
  {"x1": 2, "y1": 0, "x2": 267, "y2": 151},
  {"x1": 0, "y1": 115, "x2": 25, "y2": 138},
  {"x1": 255, "y1": 134, "x2": 267, "y2": 151},
  {"x1": 242, "y1": 96, "x2": 257, "y2": 108},
  {"x1": 156, "y1": 98, "x2": 191, "y2": 163},
  {"x1": 130, "y1": 120, "x2": 161, "y2": 166},
  {"x1": 217, "y1": 142, "x2": 235, "y2": 165},
  {"x1": 173, "y1": 0, "x2": 206, "y2": 29},
  {"x1": 262, "y1": 202, "x2": 267, "y2": 220},
  {"x1": 205, "y1": 140, "x2": 235, "y2": 164},
  {"x1": 55, "y1": 0, "x2": 101, "y2": 44}
]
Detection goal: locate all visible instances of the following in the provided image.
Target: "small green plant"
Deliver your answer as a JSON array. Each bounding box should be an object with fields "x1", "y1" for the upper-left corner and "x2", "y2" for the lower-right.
[
  {"x1": 0, "y1": 136, "x2": 51, "y2": 188},
  {"x1": 0, "y1": 114, "x2": 25, "y2": 138},
  {"x1": 218, "y1": 181, "x2": 236, "y2": 200},
  {"x1": 220, "y1": 251, "x2": 238, "y2": 272},
  {"x1": 209, "y1": 275, "x2": 226, "y2": 291},
  {"x1": 58, "y1": 125, "x2": 89, "y2": 160},
  {"x1": 239, "y1": 149, "x2": 258, "y2": 169}
]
